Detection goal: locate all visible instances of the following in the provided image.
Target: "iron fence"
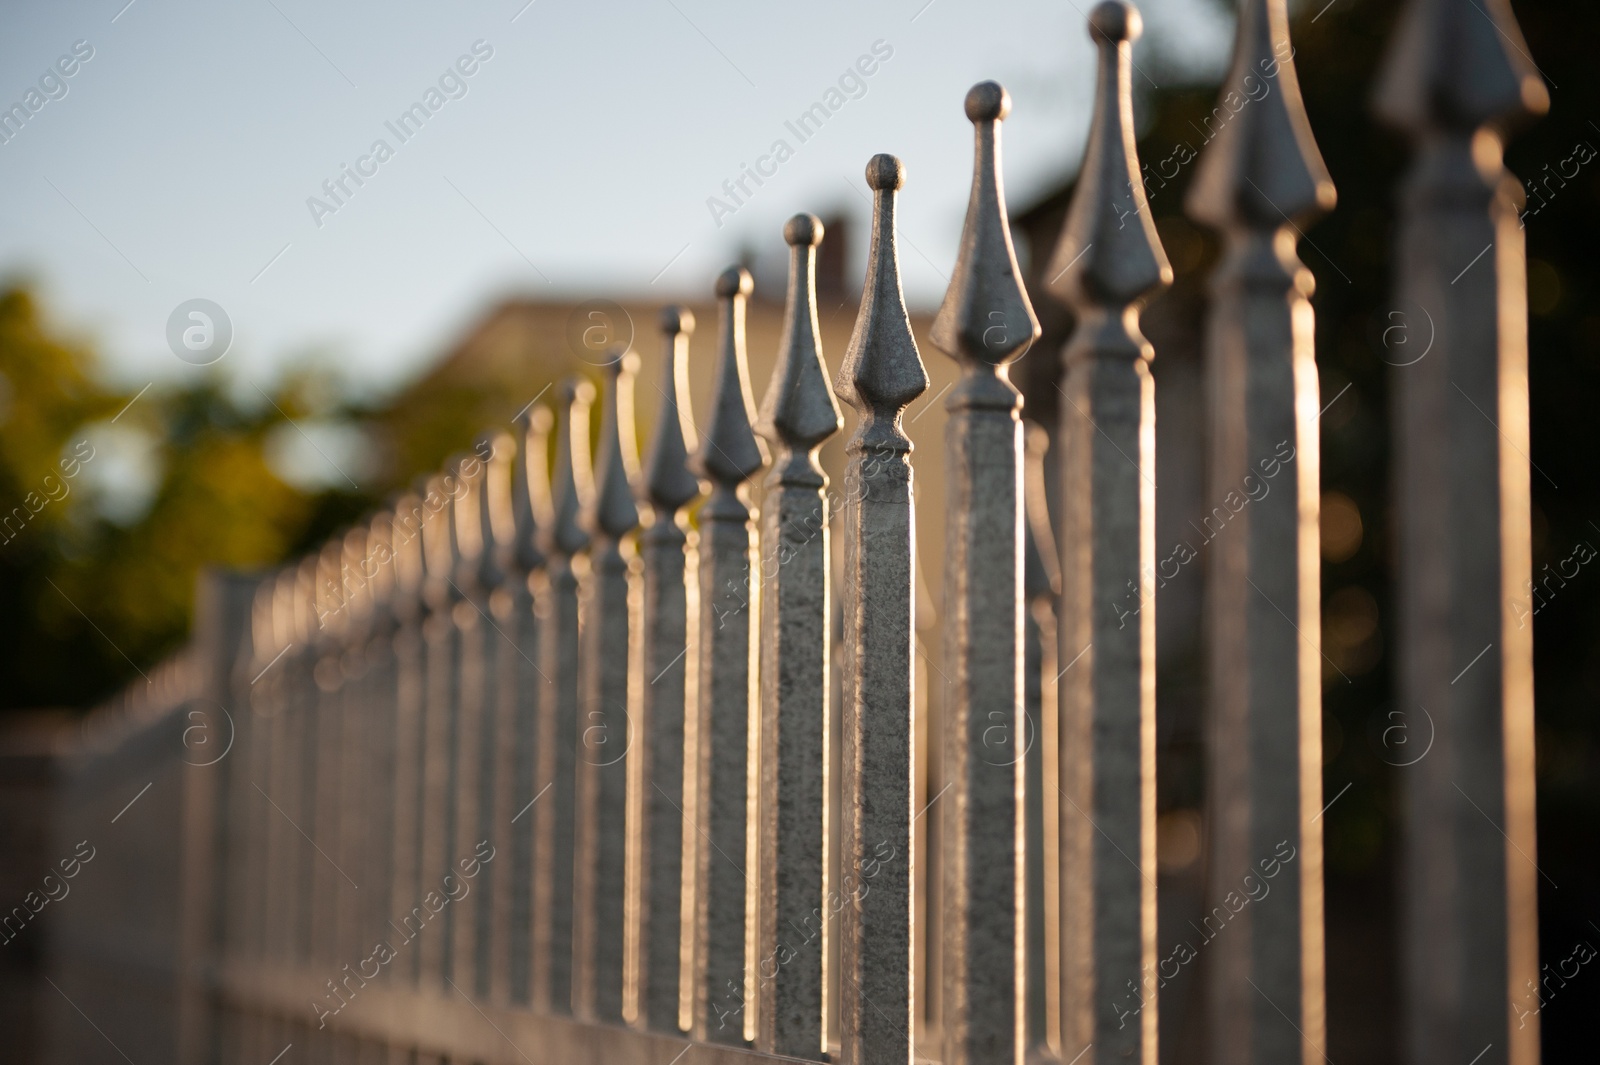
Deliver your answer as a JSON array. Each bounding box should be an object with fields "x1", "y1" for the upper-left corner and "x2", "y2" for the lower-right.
[{"x1": 40, "y1": 1, "x2": 1546, "y2": 1064}]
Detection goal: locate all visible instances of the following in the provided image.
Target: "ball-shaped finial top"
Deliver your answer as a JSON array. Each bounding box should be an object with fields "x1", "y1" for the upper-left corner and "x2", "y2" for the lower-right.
[
  {"x1": 517, "y1": 403, "x2": 553, "y2": 435},
  {"x1": 603, "y1": 347, "x2": 640, "y2": 376},
  {"x1": 660, "y1": 305, "x2": 695, "y2": 336},
  {"x1": 784, "y1": 212, "x2": 824, "y2": 247},
  {"x1": 560, "y1": 375, "x2": 596, "y2": 406},
  {"x1": 475, "y1": 428, "x2": 512, "y2": 461},
  {"x1": 965, "y1": 80, "x2": 1010, "y2": 123},
  {"x1": 715, "y1": 265, "x2": 754, "y2": 299},
  {"x1": 1088, "y1": 0, "x2": 1140, "y2": 44},
  {"x1": 865, "y1": 153, "x2": 905, "y2": 191}
]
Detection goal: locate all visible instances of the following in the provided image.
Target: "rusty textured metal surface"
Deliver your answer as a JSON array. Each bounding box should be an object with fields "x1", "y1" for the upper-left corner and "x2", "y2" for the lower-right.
[
  {"x1": 835, "y1": 152, "x2": 928, "y2": 1065},
  {"x1": 1375, "y1": 2, "x2": 1547, "y2": 1064},
  {"x1": 754, "y1": 213, "x2": 842, "y2": 1061},
  {"x1": 1044, "y1": 5, "x2": 1171, "y2": 1064}
]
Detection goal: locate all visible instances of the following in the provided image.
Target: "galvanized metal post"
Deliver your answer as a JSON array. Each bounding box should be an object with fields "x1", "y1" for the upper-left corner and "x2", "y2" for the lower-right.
[
  {"x1": 1185, "y1": 2, "x2": 1336, "y2": 1061},
  {"x1": 689, "y1": 265, "x2": 769, "y2": 1044},
  {"x1": 836, "y1": 153, "x2": 929, "y2": 1065},
  {"x1": 496, "y1": 407, "x2": 552, "y2": 1007},
  {"x1": 462, "y1": 430, "x2": 517, "y2": 998},
  {"x1": 631, "y1": 307, "x2": 703, "y2": 1034},
  {"x1": 389, "y1": 490, "x2": 428, "y2": 990},
  {"x1": 418, "y1": 467, "x2": 467, "y2": 999},
  {"x1": 1044, "y1": 5, "x2": 1171, "y2": 1064},
  {"x1": 1022, "y1": 423, "x2": 1061, "y2": 1059},
  {"x1": 931, "y1": 80, "x2": 1041, "y2": 1065},
  {"x1": 361, "y1": 512, "x2": 401, "y2": 995},
  {"x1": 1376, "y1": 3, "x2": 1547, "y2": 1064},
  {"x1": 575, "y1": 349, "x2": 643, "y2": 1023},
  {"x1": 754, "y1": 213, "x2": 843, "y2": 1060},
  {"x1": 534, "y1": 379, "x2": 595, "y2": 1016},
  {"x1": 335, "y1": 527, "x2": 374, "y2": 976},
  {"x1": 448, "y1": 452, "x2": 490, "y2": 994}
]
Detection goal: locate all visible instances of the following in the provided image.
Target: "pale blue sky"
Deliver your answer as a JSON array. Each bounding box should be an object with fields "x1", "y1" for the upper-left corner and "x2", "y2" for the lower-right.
[{"x1": 0, "y1": 0, "x2": 1231, "y2": 396}]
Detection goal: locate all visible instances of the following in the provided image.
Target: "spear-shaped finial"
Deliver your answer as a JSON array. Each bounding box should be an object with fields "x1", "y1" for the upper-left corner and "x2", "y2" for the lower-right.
[
  {"x1": 1375, "y1": 0, "x2": 1547, "y2": 135},
  {"x1": 585, "y1": 347, "x2": 642, "y2": 542},
  {"x1": 420, "y1": 470, "x2": 460, "y2": 612},
  {"x1": 451, "y1": 451, "x2": 486, "y2": 594},
  {"x1": 930, "y1": 80, "x2": 1040, "y2": 1065},
  {"x1": 635, "y1": 303, "x2": 702, "y2": 1033},
  {"x1": 752, "y1": 211, "x2": 841, "y2": 1058},
  {"x1": 687, "y1": 265, "x2": 767, "y2": 1043},
  {"x1": 342, "y1": 523, "x2": 372, "y2": 627},
  {"x1": 644, "y1": 307, "x2": 703, "y2": 514},
  {"x1": 1186, "y1": 0, "x2": 1334, "y2": 230},
  {"x1": 837, "y1": 154, "x2": 929, "y2": 445},
  {"x1": 475, "y1": 429, "x2": 515, "y2": 591},
  {"x1": 296, "y1": 554, "x2": 320, "y2": 647},
  {"x1": 316, "y1": 537, "x2": 346, "y2": 639},
  {"x1": 1050, "y1": 8, "x2": 1167, "y2": 1065},
  {"x1": 543, "y1": 378, "x2": 596, "y2": 559},
  {"x1": 695, "y1": 267, "x2": 767, "y2": 493},
  {"x1": 759, "y1": 213, "x2": 843, "y2": 484},
  {"x1": 1046, "y1": 2, "x2": 1171, "y2": 316},
  {"x1": 932, "y1": 81, "x2": 1040, "y2": 392},
  {"x1": 836, "y1": 151, "x2": 927, "y2": 1065},
  {"x1": 511, "y1": 405, "x2": 553, "y2": 577}
]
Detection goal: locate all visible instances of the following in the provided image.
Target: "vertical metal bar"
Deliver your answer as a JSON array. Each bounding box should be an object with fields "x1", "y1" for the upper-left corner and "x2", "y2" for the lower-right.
[
  {"x1": 362, "y1": 513, "x2": 400, "y2": 995},
  {"x1": 688, "y1": 265, "x2": 769, "y2": 1044},
  {"x1": 449, "y1": 450, "x2": 491, "y2": 999},
  {"x1": 1185, "y1": 2, "x2": 1337, "y2": 1061},
  {"x1": 498, "y1": 407, "x2": 551, "y2": 1007},
  {"x1": 1043, "y1": 6, "x2": 1171, "y2": 1064},
  {"x1": 337, "y1": 528, "x2": 374, "y2": 983},
  {"x1": 754, "y1": 214, "x2": 843, "y2": 1060},
  {"x1": 469, "y1": 429, "x2": 517, "y2": 1002},
  {"x1": 312, "y1": 542, "x2": 347, "y2": 975},
  {"x1": 1022, "y1": 423, "x2": 1062, "y2": 1058},
  {"x1": 575, "y1": 349, "x2": 643, "y2": 1023},
  {"x1": 262, "y1": 571, "x2": 296, "y2": 975},
  {"x1": 930, "y1": 80, "x2": 1041, "y2": 1065},
  {"x1": 389, "y1": 491, "x2": 428, "y2": 991},
  {"x1": 418, "y1": 469, "x2": 464, "y2": 994},
  {"x1": 632, "y1": 308, "x2": 702, "y2": 1034},
  {"x1": 1375, "y1": 4, "x2": 1547, "y2": 1065},
  {"x1": 292, "y1": 559, "x2": 321, "y2": 971},
  {"x1": 835, "y1": 153, "x2": 929, "y2": 1065},
  {"x1": 534, "y1": 379, "x2": 595, "y2": 1016}
]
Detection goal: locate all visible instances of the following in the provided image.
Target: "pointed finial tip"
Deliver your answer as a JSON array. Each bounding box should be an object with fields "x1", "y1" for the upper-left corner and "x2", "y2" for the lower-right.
[
  {"x1": 1089, "y1": 0, "x2": 1140, "y2": 43},
  {"x1": 784, "y1": 213, "x2": 824, "y2": 247},
  {"x1": 560, "y1": 376, "x2": 596, "y2": 406},
  {"x1": 866, "y1": 153, "x2": 905, "y2": 191},
  {"x1": 965, "y1": 81, "x2": 1010, "y2": 123},
  {"x1": 601, "y1": 345, "x2": 639, "y2": 377},
  {"x1": 716, "y1": 265, "x2": 754, "y2": 299},
  {"x1": 475, "y1": 428, "x2": 513, "y2": 459},
  {"x1": 660, "y1": 305, "x2": 695, "y2": 336},
  {"x1": 516, "y1": 403, "x2": 553, "y2": 435}
]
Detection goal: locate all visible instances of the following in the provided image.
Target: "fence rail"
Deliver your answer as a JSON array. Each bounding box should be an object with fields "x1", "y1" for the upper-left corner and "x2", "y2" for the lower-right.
[{"x1": 40, "y1": 2, "x2": 1545, "y2": 1064}]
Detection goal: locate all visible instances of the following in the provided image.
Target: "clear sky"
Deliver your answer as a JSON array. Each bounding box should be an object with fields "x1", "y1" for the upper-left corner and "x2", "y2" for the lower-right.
[{"x1": 0, "y1": 0, "x2": 1231, "y2": 396}]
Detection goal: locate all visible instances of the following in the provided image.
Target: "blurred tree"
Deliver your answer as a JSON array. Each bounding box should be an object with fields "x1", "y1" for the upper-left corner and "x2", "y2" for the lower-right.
[{"x1": 0, "y1": 286, "x2": 367, "y2": 710}]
